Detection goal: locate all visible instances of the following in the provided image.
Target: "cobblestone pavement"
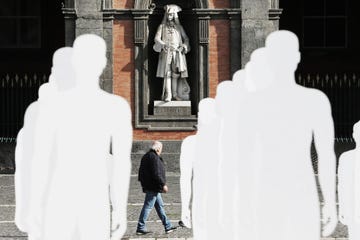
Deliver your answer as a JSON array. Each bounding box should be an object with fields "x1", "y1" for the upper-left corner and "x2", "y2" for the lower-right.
[
  {"x1": 0, "y1": 174, "x2": 191, "y2": 239},
  {"x1": 0, "y1": 174, "x2": 350, "y2": 239}
]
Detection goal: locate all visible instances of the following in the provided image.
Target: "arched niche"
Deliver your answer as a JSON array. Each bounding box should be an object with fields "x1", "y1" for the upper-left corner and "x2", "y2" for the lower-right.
[{"x1": 133, "y1": 0, "x2": 209, "y2": 131}]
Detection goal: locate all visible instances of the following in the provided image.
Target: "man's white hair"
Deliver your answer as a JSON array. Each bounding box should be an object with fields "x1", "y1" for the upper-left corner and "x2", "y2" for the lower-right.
[{"x1": 151, "y1": 141, "x2": 163, "y2": 151}]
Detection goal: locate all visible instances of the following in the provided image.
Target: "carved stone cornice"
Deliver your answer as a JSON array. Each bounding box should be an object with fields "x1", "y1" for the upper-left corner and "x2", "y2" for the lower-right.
[
  {"x1": 102, "y1": 9, "x2": 155, "y2": 20},
  {"x1": 269, "y1": 8, "x2": 283, "y2": 20},
  {"x1": 62, "y1": 8, "x2": 77, "y2": 19},
  {"x1": 102, "y1": 8, "x2": 241, "y2": 20}
]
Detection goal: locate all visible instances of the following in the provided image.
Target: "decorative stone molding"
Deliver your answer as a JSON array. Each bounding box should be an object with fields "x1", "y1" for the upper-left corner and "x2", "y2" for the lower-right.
[
  {"x1": 269, "y1": 9, "x2": 283, "y2": 20},
  {"x1": 198, "y1": 18, "x2": 209, "y2": 44},
  {"x1": 62, "y1": 6, "x2": 77, "y2": 46}
]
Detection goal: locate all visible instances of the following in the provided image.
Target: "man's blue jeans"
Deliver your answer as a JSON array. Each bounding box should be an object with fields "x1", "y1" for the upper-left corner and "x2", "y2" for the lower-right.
[{"x1": 137, "y1": 191, "x2": 172, "y2": 231}]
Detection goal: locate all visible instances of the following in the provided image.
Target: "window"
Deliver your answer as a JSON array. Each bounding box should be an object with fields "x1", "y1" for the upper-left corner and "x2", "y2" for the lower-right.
[
  {"x1": 0, "y1": 0, "x2": 41, "y2": 48},
  {"x1": 303, "y1": 0, "x2": 347, "y2": 48}
]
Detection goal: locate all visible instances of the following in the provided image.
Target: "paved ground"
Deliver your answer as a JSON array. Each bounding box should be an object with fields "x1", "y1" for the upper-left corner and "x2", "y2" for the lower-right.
[
  {"x1": 0, "y1": 174, "x2": 191, "y2": 239},
  {"x1": 0, "y1": 174, "x2": 351, "y2": 239}
]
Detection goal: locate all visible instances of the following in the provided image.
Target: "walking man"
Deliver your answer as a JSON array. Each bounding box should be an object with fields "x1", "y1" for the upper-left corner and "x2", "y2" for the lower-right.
[{"x1": 136, "y1": 141, "x2": 177, "y2": 235}]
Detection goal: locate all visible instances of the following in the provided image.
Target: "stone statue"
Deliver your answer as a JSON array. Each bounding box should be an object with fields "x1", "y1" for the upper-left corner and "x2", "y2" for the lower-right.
[{"x1": 154, "y1": 4, "x2": 191, "y2": 102}]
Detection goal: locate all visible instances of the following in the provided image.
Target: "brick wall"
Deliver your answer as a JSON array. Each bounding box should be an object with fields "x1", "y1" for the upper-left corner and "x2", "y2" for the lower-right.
[
  {"x1": 113, "y1": 0, "x2": 134, "y2": 9},
  {"x1": 113, "y1": 21, "x2": 134, "y2": 111},
  {"x1": 208, "y1": 0, "x2": 230, "y2": 8},
  {"x1": 133, "y1": 130, "x2": 195, "y2": 141},
  {"x1": 209, "y1": 20, "x2": 231, "y2": 98}
]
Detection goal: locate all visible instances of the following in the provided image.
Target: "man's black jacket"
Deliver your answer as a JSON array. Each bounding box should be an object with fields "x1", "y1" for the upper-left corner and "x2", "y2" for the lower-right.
[{"x1": 138, "y1": 149, "x2": 166, "y2": 193}]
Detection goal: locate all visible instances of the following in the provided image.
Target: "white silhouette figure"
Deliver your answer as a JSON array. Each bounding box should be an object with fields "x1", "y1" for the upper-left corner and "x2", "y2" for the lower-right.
[
  {"x1": 245, "y1": 47, "x2": 274, "y2": 92},
  {"x1": 251, "y1": 30, "x2": 337, "y2": 240},
  {"x1": 232, "y1": 59, "x2": 265, "y2": 240},
  {"x1": 338, "y1": 121, "x2": 360, "y2": 240},
  {"x1": 191, "y1": 98, "x2": 222, "y2": 240},
  {"x1": 15, "y1": 47, "x2": 74, "y2": 238},
  {"x1": 180, "y1": 134, "x2": 196, "y2": 229},
  {"x1": 15, "y1": 83, "x2": 56, "y2": 235},
  {"x1": 28, "y1": 34, "x2": 132, "y2": 240},
  {"x1": 215, "y1": 80, "x2": 241, "y2": 240}
]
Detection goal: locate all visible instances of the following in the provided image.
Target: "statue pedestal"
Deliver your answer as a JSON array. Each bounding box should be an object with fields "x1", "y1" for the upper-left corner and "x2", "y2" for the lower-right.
[{"x1": 154, "y1": 101, "x2": 191, "y2": 116}]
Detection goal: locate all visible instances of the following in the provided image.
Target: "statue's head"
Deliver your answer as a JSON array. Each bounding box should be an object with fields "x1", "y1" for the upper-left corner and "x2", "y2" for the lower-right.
[
  {"x1": 164, "y1": 4, "x2": 181, "y2": 22},
  {"x1": 167, "y1": 12, "x2": 175, "y2": 21}
]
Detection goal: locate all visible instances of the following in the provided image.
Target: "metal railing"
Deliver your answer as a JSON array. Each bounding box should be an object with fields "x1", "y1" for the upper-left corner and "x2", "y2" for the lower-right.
[
  {"x1": 0, "y1": 72, "x2": 359, "y2": 140},
  {"x1": 0, "y1": 73, "x2": 48, "y2": 139},
  {"x1": 296, "y1": 72, "x2": 360, "y2": 140}
]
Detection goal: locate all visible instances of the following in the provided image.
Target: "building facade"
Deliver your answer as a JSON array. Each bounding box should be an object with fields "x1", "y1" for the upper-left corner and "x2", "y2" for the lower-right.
[
  {"x1": 2, "y1": 0, "x2": 360, "y2": 171},
  {"x1": 60, "y1": 0, "x2": 280, "y2": 140}
]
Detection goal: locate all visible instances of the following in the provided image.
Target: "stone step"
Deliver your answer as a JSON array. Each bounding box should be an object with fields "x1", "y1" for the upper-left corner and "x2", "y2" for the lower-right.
[
  {"x1": 0, "y1": 141, "x2": 183, "y2": 174},
  {"x1": 0, "y1": 175, "x2": 181, "y2": 206},
  {"x1": 0, "y1": 140, "x2": 355, "y2": 174},
  {"x1": 131, "y1": 153, "x2": 180, "y2": 174}
]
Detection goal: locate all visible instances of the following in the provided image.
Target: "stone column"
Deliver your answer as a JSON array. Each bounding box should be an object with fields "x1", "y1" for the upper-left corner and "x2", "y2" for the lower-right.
[
  {"x1": 73, "y1": 0, "x2": 113, "y2": 93},
  {"x1": 62, "y1": 0, "x2": 76, "y2": 46},
  {"x1": 229, "y1": 0, "x2": 241, "y2": 76},
  {"x1": 240, "y1": 0, "x2": 278, "y2": 67},
  {"x1": 102, "y1": 0, "x2": 114, "y2": 93},
  {"x1": 75, "y1": 0, "x2": 103, "y2": 37}
]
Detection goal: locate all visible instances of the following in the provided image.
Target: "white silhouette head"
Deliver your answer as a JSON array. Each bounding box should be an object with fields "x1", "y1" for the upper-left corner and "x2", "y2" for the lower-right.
[
  {"x1": 50, "y1": 47, "x2": 75, "y2": 91},
  {"x1": 215, "y1": 81, "x2": 233, "y2": 116},
  {"x1": 72, "y1": 34, "x2": 107, "y2": 87},
  {"x1": 198, "y1": 98, "x2": 217, "y2": 130},
  {"x1": 246, "y1": 47, "x2": 273, "y2": 91},
  {"x1": 265, "y1": 30, "x2": 300, "y2": 75},
  {"x1": 38, "y1": 83, "x2": 56, "y2": 101},
  {"x1": 232, "y1": 69, "x2": 247, "y2": 92}
]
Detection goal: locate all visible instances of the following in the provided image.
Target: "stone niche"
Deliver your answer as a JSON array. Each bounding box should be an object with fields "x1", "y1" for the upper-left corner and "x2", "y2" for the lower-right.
[{"x1": 134, "y1": 0, "x2": 210, "y2": 131}]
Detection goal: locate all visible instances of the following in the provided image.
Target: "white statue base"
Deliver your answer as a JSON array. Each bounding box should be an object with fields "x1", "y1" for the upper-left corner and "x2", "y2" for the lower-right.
[{"x1": 154, "y1": 101, "x2": 191, "y2": 116}]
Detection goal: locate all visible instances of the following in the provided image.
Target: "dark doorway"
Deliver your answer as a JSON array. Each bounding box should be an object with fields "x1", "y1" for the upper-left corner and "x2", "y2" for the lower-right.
[
  {"x1": 0, "y1": 0, "x2": 65, "y2": 74},
  {"x1": 0, "y1": 0, "x2": 65, "y2": 138},
  {"x1": 280, "y1": 0, "x2": 360, "y2": 138}
]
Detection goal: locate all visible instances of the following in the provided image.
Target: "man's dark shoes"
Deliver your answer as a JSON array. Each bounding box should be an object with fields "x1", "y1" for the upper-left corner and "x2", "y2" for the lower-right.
[
  {"x1": 136, "y1": 229, "x2": 151, "y2": 235},
  {"x1": 165, "y1": 226, "x2": 177, "y2": 234}
]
